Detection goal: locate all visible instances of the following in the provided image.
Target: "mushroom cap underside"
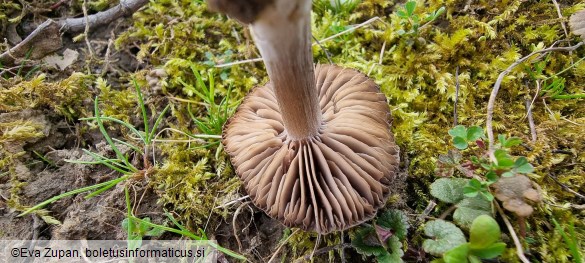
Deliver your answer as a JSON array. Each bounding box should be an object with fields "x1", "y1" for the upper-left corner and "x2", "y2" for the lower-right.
[{"x1": 222, "y1": 64, "x2": 400, "y2": 233}]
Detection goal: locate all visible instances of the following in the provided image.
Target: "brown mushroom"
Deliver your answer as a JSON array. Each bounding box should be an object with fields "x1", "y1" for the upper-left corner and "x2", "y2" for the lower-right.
[{"x1": 209, "y1": 0, "x2": 399, "y2": 233}]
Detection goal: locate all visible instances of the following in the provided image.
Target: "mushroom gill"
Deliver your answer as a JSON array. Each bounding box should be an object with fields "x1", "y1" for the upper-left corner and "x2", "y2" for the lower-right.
[
  {"x1": 223, "y1": 64, "x2": 399, "y2": 233},
  {"x1": 209, "y1": 0, "x2": 400, "y2": 234}
]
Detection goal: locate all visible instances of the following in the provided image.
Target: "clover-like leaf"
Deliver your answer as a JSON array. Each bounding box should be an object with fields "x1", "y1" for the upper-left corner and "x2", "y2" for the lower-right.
[
  {"x1": 453, "y1": 196, "x2": 492, "y2": 229},
  {"x1": 469, "y1": 215, "x2": 500, "y2": 249},
  {"x1": 430, "y1": 178, "x2": 469, "y2": 204},
  {"x1": 466, "y1": 126, "x2": 484, "y2": 141},
  {"x1": 449, "y1": 125, "x2": 467, "y2": 139},
  {"x1": 443, "y1": 243, "x2": 469, "y2": 263},
  {"x1": 405, "y1": 1, "x2": 416, "y2": 16},
  {"x1": 494, "y1": 149, "x2": 514, "y2": 168},
  {"x1": 514, "y1": 157, "x2": 534, "y2": 174},
  {"x1": 423, "y1": 220, "x2": 467, "y2": 256},
  {"x1": 470, "y1": 242, "x2": 506, "y2": 259},
  {"x1": 453, "y1": 137, "x2": 468, "y2": 150}
]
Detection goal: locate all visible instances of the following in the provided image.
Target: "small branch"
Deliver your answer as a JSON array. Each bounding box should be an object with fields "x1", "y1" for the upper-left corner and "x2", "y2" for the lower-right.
[
  {"x1": 0, "y1": 0, "x2": 148, "y2": 65},
  {"x1": 82, "y1": 0, "x2": 95, "y2": 57},
  {"x1": 495, "y1": 201, "x2": 530, "y2": 263},
  {"x1": 486, "y1": 42, "x2": 583, "y2": 151},
  {"x1": 267, "y1": 229, "x2": 300, "y2": 263},
  {"x1": 551, "y1": 0, "x2": 569, "y2": 38},
  {"x1": 548, "y1": 173, "x2": 585, "y2": 200},
  {"x1": 525, "y1": 99, "x2": 537, "y2": 143},
  {"x1": 438, "y1": 204, "x2": 457, "y2": 220},
  {"x1": 312, "y1": 35, "x2": 333, "y2": 64},
  {"x1": 453, "y1": 66, "x2": 460, "y2": 126}
]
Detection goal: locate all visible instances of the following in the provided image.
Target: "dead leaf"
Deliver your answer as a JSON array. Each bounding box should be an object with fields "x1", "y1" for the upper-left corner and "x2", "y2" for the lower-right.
[
  {"x1": 492, "y1": 175, "x2": 542, "y2": 217},
  {"x1": 569, "y1": 10, "x2": 585, "y2": 40},
  {"x1": 43, "y1": 49, "x2": 79, "y2": 70}
]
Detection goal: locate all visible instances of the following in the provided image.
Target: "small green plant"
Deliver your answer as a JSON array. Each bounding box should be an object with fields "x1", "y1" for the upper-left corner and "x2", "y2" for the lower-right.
[
  {"x1": 552, "y1": 218, "x2": 583, "y2": 263},
  {"x1": 351, "y1": 209, "x2": 409, "y2": 262},
  {"x1": 424, "y1": 215, "x2": 506, "y2": 263},
  {"x1": 395, "y1": 1, "x2": 445, "y2": 36},
  {"x1": 179, "y1": 67, "x2": 235, "y2": 140},
  {"x1": 430, "y1": 178, "x2": 492, "y2": 228},
  {"x1": 526, "y1": 52, "x2": 585, "y2": 100},
  {"x1": 439, "y1": 125, "x2": 534, "y2": 203},
  {"x1": 19, "y1": 81, "x2": 169, "y2": 216},
  {"x1": 122, "y1": 188, "x2": 246, "y2": 261}
]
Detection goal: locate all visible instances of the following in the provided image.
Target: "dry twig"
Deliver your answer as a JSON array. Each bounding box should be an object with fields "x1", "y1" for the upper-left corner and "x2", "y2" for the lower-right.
[
  {"x1": 486, "y1": 42, "x2": 583, "y2": 151},
  {"x1": 495, "y1": 201, "x2": 530, "y2": 263},
  {"x1": 0, "y1": 0, "x2": 149, "y2": 65}
]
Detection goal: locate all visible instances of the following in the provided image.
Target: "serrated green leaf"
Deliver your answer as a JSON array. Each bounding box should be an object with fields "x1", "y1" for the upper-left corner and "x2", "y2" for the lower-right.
[
  {"x1": 466, "y1": 126, "x2": 484, "y2": 141},
  {"x1": 377, "y1": 236, "x2": 404, "y2": 263},
  {"x1": 377, "y1": 209, "x2": 409, "y2": 240},
  {"x1": 469, "y1": 215, "x2": 501, "y2": 249},
  {"x1": 430, "y1": 178, "x2": 469, "y2": 203},
  {"x1": 501, "y1": 171, "x2": 514, "y2": 177},
  {"x1": 352, "y1": 226, "x2": 387, "y2": 256},
  {"x1": 423, "y1": 220, "x2": 466, "y2": 256},
  {"x1": 443, "y1": 243, "x2": 469, "y2": 263}
]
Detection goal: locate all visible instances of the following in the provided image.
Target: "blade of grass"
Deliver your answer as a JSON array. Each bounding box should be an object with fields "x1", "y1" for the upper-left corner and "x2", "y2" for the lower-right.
[
  {"x1": 113, "y1": 138, "x2": 144, "y2": 155},
  {"x1": 85, "y1": 175, "x2": 130, "y2": 198},
  {"x1": 19, "y1": 174, "x2": 131, "y2": 216},
  {"x1": 82, "y1": 149, "x2": 136, "y2": 174},
  {"x1": 80, "y1": 116, "x2": 145, "y2": 141},
  {"x1": 133, "y1": 80, "x2": 150, "y2": 142},
  {"x1": 147, "y1": 104, "x2": 170, "y2": 144}
]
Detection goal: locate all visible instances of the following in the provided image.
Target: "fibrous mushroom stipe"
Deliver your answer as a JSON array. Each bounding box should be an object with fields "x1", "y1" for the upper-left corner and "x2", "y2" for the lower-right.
[{"x1": 208, "y1": 0, "x2": 400, "y2": 234}]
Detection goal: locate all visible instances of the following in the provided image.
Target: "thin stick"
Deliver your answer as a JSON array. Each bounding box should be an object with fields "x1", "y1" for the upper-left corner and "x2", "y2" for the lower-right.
[
  {"x1": 486, "y1": 42, "x2": 583, "y2": 151},
  {"x1": 312, "y1": 35, "x2": 333, "y2": 64},
  {"x1": 232, "y1": 201, "x2": 251, "y2": 251},
  {"x1": 495, "y1": 201, "x2": 530, "y2": 263},
  {"x1": 82, "y1": 0, "x2": 94, "y2": 57},
  {"x1": 552, "y1": 0, "x2": 568, "y2": 37},
  {"x1": 548, "y1": 173, "x2": 585, "y2": 200},
  {"x1": 267, "y1": 229, "x2": 300, "y2": 263},
  {"x1": 453, "y1": 66, "x2": 460, "y2": 126},
  {"x1": 525, "y1": 99, "x2": 537, "y2": 143},
  {"x1": 214, "y1": 195, "x2": 250, "y2": 209},
  {"x1": 367, "y1": 41, "x2": 386, "y2": 76}
]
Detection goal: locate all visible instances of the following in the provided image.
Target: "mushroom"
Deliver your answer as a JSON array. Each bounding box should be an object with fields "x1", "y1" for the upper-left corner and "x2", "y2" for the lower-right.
[{"x1": 208, "y1": 0, "x2": 400, "y2": 233}]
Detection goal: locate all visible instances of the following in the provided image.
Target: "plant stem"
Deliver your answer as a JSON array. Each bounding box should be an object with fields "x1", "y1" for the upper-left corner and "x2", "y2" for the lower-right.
[{"x1": 250, "y1": 0, "x2": 322, "y2": 140}]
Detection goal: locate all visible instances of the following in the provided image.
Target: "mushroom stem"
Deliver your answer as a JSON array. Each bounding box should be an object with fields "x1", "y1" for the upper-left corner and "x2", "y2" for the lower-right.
[{"x1": 250, "y1": 0, "x2": 322, "y2": 140}]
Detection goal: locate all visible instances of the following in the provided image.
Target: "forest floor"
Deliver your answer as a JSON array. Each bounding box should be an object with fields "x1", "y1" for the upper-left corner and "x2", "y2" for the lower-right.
[{"x1": 1, "y1": 0, "x2": 584, "y2": 262}]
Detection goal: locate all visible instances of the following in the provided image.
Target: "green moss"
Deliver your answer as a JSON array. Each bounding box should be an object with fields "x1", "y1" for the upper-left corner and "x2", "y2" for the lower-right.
[
  {"x1": 94, "y1": 0, "x2": 585, "y2": 260},
  {"x1": 0, "y1": 73, "x2": 91, "y2": 119}
]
